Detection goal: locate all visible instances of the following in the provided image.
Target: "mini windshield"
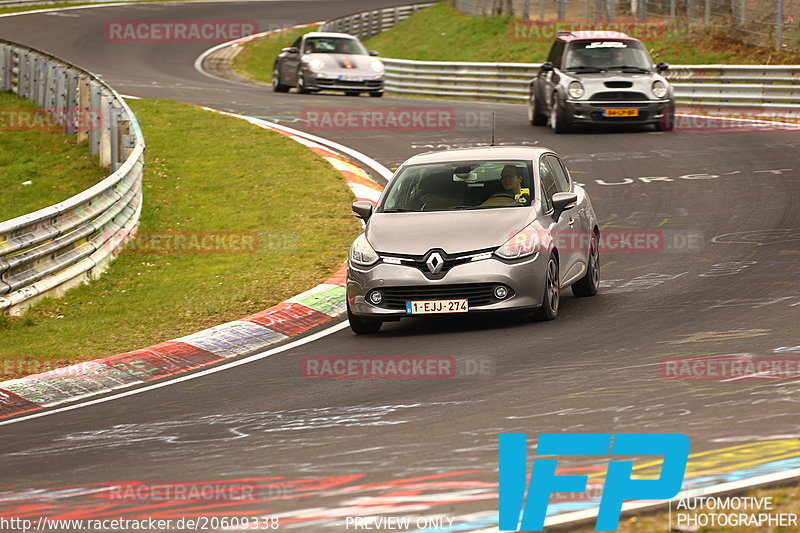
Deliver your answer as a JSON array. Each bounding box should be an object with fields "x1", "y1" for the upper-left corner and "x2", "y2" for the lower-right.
[
  {"x1": 564, "y1": 41, "x2": 652, "y2": 71},
  {"x1": 303, "y1": 37, "x2": 368, "y2": 55},
  {"x1": 380, "y1": 160, "x2": 535, "y2": 212}
]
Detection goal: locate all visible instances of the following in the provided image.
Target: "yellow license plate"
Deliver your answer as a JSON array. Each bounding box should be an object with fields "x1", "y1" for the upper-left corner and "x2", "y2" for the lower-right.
[{"x1": 604, "y1": 108, "x2": 639, "y2": 117}]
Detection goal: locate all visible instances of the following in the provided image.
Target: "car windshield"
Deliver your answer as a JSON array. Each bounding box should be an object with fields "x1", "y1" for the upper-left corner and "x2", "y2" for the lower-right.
[
  {"x1": 303, "y1": 37, "x2": 368, "y2": 55},
  {"x1": 564, "y1": 41, "x2": 652, "y2": 71},
  {"x1": 380, "y1": 160, "x2": 535, "y2": 212}
]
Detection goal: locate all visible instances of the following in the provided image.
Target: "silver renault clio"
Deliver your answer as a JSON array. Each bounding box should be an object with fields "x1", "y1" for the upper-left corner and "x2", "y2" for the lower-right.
[{"x1": 346, "y1": 147, "x2": 600, "y2": 334}]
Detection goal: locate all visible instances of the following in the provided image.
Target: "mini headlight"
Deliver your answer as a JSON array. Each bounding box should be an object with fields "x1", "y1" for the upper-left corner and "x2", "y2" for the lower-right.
[
  {"x1": 349, "y1": 233, "x2": 379, "y2": 267},
  {"x1": 495, "y1": 225, "x2": 541, "y2": 260},
  {"x1": 307, "y1": 58, "x2": 325, "y2": 71},
  {"x1": 652, "y1": 80, "x2": 668, "y2": 98},
  {"x1": 370, "y1": 60, "x2": 384, "y2": 73},
  {"x1": 567, "y1": 81, "x2": 585, "y2": 99}
]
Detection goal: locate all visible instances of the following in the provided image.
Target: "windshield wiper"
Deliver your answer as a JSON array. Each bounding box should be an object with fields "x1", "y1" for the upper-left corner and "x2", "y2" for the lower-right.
[
  {"x1": 607, "y1": 65, "x2": 651, "y2": 73},
  {"x1": 566, "y1": 66, "x2": 606, "y2": 73}
]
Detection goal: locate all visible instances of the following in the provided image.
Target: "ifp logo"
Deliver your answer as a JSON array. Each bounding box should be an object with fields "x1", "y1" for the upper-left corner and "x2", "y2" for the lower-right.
[{"x1": 498, "y1": 433, "x2": 689, "y2": 531}]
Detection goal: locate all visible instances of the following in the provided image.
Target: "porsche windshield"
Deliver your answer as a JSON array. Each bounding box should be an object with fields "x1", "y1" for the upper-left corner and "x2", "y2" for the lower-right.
[
  {"x1": 380, "y1": 160, "x2": 535, "y2": 212},
  {"x1": 565, "y1": 40, "x2": 652, "y2": 71},
  {"x1": 304, "y1": 37, "x2": 368, "y2": 55}
]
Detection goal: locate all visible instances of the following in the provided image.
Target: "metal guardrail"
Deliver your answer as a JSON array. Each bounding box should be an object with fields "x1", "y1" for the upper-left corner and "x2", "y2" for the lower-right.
[
  {"x1": 319, "y1": 2, "x2": 436, "y2": 39},
  {"x1": 0, "y1": 39, "x2": 144, "y2": 315},
  {"x1": 382, "y1": 58, "x2": 800, "y2": 114}
]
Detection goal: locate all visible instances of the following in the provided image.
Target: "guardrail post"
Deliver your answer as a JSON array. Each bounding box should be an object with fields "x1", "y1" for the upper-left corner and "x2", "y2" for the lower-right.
[
  {"x1": 88, "y1": 80, "x2": 102, "y2": 155},
  {"x1": 35, "y1": 56, "x2": 48, "y2": 107},
  {"x1": 17, "y1": 50, "x2": 30, "y2": 99},
  {"x1": 99, "y1": 90, "x2": 112, "y2": 168},
  {"x1": 54, "y1": 65, "x2": 67, "y2": 127},
  {"x1": 0, "y1": 45, "x2": 10, "y2": 92},
  {"x1": 46, "y1": 63, "x2": 58, "y2": 112},
  {"x1": 775, "y1": 0, "x2": 783, "y2": 49},
  {"x1": 65, "y1": 69, "x2": 79, "y2": 135},
  {"x1": 110, "y1": 106, "x2": 121, "y2": 172},
  {"x1": 77, "y1": 74, "x2": 90, "y2": 143}
]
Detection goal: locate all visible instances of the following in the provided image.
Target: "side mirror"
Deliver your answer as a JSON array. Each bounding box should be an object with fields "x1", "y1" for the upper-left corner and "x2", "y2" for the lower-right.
[
  {"x1": 369, "y1": 50, "x2": 379, "y2": 56},
  {"x1": 282, "y1": 47, "x2": 299, "y2": 54},
  {"x1": 551, "y1": 192, "x2": 577, "y2": 221},
  {"x1": 541, "y1": 61, "x2": 554, "y2": 72},
  {"x1": 352, "y1": 201, "x2": 374, "y2": 221},
  {"x1": 656, "y1": 62, "x2": 669, "y2": 72}
]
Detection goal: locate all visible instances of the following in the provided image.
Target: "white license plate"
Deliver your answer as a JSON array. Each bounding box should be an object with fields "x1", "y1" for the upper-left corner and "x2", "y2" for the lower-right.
[
  {"x1": 406, "y1": 299, "x2": 469, "y2": 315},
  {"x1": 338, "y1": 74, "x2": 364, "y2": 82}
]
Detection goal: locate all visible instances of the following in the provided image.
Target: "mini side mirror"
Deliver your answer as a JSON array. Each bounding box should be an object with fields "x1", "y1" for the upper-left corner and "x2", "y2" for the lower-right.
[
  {"x1": 352, "y1": 201, "x2": 374, "y2": 221},
  {"x1": 369, "y1": 50, "x2": 379, "y2": 56},
  {"x1": 282, "y1": 47, "x2": 299, "y2": 54},
  {"x1": 656, "y1": 62, "x2": 669, "y2": 72},
  {"x1": 541, "y1": 62, "x2": 554, "y2": 72}
]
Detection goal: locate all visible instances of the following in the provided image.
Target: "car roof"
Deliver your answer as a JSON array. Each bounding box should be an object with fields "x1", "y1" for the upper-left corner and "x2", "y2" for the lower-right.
[
  {"x1": 556, "y1": 30, "x2": 640, "y2": 42},
  {"x1": 401, "y1": 146, "x2": 556, "y2": 166},
  {"x1": 302, "y1": 32, "x2": 359, "y2": 40}
]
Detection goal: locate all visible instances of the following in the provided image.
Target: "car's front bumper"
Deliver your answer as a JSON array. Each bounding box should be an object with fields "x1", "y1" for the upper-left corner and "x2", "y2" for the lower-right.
[
  {"x1": 347, "y1": 254, "x2": 548, "y2": 319},
  {"x1": 565, "y1": 99, "x2": 673, "y2": 125},
  {"x1": 305, "y1": 72, "x2": 384, "y2": 92}
]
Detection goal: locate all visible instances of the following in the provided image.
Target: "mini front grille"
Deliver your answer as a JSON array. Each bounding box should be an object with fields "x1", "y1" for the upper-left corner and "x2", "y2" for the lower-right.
[
  {"x1": 590, "y1": 91, "x2": 648, "y2": 100},
  {"x1": 604, "y1": 81, "x2": 633, "y2": 88}
]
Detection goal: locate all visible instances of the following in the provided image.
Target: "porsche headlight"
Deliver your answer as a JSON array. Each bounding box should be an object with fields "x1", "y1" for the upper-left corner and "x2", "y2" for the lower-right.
[
  {"x1": 349, "y1": 233, "x2": 379, "y2": 267},
  {"x1": 369, "y1": 60, "x2": 384, "y2": 73},
  {"x1": 307, "y1": 58, "x2": 325, "y2": 72},
  {"x1": 567, "y1": 81, "x2": 585, "y2": 99},
  {"x1": 652, "y1": 80, "x2": 668, "y2": 99},
  {"x1": 495, "y1": 225, "x2": 541, "y2": 260}
]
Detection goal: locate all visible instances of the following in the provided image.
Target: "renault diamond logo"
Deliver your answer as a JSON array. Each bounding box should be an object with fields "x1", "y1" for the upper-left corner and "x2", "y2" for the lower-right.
[{"x1": 425, "y1": 251, "x2": 444, "y2": 274}]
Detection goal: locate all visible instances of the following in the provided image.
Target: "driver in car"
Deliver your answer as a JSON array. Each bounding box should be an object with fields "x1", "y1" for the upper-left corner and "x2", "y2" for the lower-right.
[{"x1": 480, "y1": 165, "x2": 525, "y2": 206}]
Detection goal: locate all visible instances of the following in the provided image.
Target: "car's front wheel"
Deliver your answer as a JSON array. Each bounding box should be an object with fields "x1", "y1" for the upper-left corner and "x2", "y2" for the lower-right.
[
  {"x1": 272, "y1": 65, "x2": 289, "y2": 93},
  {"x1": 528, "y1": 90, "x2": 547, "y2": 126},
  {"x1": 296, "y1": 68, "x2": 311, "y2": 94},
  {"x1": 347, "y1": 302, "x2": 382, "y2": 334},
  {"x1": 533, "y1": 255, "x2": 560, "y2": 321},
  {"x1": 572, "y1": 233, "x2": 599, "y2": 297},
  {"x1": 655, "y1": 104, "x2": 676, "y2": 131},
  {"x1": 550, "y1": 94, "x2": 573, "y2": 134}
]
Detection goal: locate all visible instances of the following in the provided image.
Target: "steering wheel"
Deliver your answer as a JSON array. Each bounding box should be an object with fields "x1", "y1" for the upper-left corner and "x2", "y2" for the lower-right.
[{"x1": 488, "y1": 193, "x2": 516, "y2": 200}]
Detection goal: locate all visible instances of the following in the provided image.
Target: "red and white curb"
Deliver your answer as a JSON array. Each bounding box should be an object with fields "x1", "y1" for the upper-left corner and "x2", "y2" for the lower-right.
[{"x1": 0, "y1": 112, "x2": 387, "y2": 420}]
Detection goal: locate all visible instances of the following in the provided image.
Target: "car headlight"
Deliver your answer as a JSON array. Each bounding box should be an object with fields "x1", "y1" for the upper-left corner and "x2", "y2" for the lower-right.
[
  {"x1": 495, "y1": 225, "x2": 541, "y2": 260},
  {"x1": 567, "y1": 81, "x2": 584, "y2": 99},
  {"x1": 652, "y1": 80, "x2": 668, "y2": 99},
  {"x1": 349, "y1": 233, "x2": 379, "y2": 267},
  {"x1": 369, "y1": 60, "x2": 384, "y2": 73},
  {"x1": 307, "y1": 58, "x2": 325, "y2": 72}
]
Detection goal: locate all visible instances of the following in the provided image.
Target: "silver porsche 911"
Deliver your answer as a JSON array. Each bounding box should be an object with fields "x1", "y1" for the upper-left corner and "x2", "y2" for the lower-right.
[
  {"x1": 346, "y1": 147, "x2": 600, "y2": 334},
  {"x1": 272, "y1": 32, "x2": 384, "y2": 97}
]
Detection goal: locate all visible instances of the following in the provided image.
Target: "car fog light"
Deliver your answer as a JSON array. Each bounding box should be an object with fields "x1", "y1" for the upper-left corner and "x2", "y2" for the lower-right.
[
  {"x1": 494, "y1": 286, "x2": 508, "y2": 299},
  {"x1": 369, "y1": 291, "x2": 383, "y2": 305}
]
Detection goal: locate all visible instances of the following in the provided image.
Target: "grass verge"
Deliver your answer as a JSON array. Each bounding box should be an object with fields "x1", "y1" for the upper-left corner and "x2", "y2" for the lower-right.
[
  {"x1": 0, "y1": 91, "x2": 107, "y2": 220},
  {"x1": 0, "y1": 98, "x2": 361, "y2": 379},
  {"x1": 360, "y1": 1, "x2": 799, "y2": 64},
  {"x1": 231, "y1": 25, "x2": 320, "y2": 84}
]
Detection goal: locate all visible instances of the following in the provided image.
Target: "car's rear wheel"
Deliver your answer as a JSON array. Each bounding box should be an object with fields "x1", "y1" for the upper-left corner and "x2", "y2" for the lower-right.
[
  {"x1": 272, "y1": 66, "x2": 289, "y2": 93},
  {"x1": 533, "y1": 255, "x2": 560, "y2": 321},
  {"x1": 550, "y1": 95, "x2": 573, "y2": 134},
  {"x1": 347, "y1": 301, "x2": 382, "y2": 334},
  {"x1": 572, "y1": 233, "x2": 599, "y2": 297},
  {"x1": 528, "y1": 92, "x2": 547, "y2": 126}
]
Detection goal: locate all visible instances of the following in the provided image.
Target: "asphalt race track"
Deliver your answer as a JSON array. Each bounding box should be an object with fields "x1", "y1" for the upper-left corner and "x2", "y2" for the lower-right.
[{"x1": 1, "y1": 2, "x2": 799, "y2": 530}]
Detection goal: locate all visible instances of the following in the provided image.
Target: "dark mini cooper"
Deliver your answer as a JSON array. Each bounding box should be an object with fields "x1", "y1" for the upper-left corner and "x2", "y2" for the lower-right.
[
  {"x1": 528, "y1": 31, "x2": 675, "y2": 132},
  {"x1": 272, "y1": 32, "x2": 384, "y2": 97}
]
